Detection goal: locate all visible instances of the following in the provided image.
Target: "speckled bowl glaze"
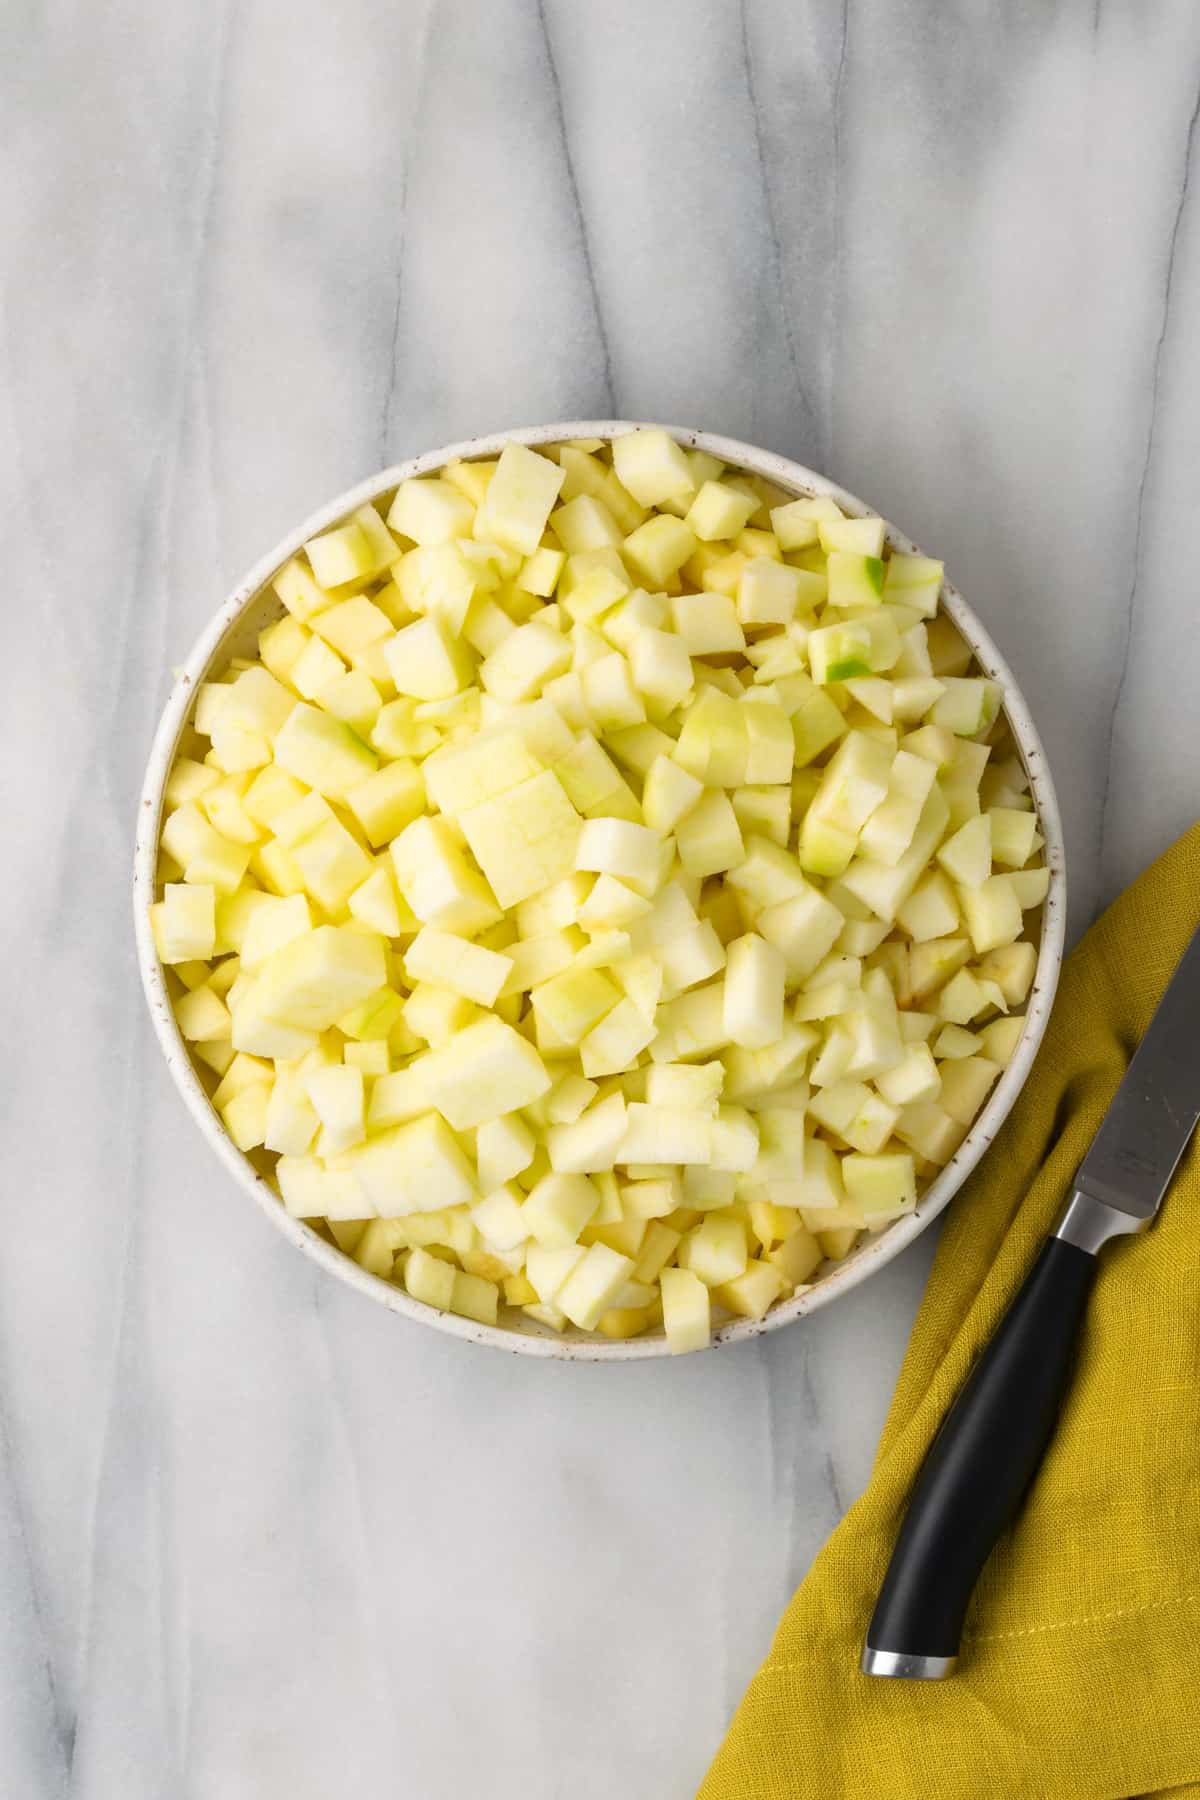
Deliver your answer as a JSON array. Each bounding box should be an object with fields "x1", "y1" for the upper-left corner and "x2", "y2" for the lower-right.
[{"x1": 134, "y1": 422, "x2": 1066, "y2": 1359}]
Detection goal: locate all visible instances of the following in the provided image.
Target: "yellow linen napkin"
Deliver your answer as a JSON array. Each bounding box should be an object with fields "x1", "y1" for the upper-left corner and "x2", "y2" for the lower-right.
[{"x1": 701, "y1": 823, "x2": 1200, "y2": 1800}]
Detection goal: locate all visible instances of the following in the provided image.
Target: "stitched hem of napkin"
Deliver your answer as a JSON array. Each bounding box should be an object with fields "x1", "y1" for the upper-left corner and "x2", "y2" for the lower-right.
[
  {"x1": 759, "y1": 1590, "x2": 1197, "y2": 1673},
  {"x1": 966, "y1": 1589, "x2": 1197, "y2": 1644}
]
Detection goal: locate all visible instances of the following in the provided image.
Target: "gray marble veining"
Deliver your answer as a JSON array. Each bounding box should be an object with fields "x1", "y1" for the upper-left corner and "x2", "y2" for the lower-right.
[{"x1": 4, "y1": 2, "x2": 1200, "y2": 1794}]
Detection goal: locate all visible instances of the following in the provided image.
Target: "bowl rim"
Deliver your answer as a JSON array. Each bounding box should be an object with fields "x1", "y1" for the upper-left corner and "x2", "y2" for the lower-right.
[{"x1": 133, "y1": 419, "x2": 1066, "y2": 1360}]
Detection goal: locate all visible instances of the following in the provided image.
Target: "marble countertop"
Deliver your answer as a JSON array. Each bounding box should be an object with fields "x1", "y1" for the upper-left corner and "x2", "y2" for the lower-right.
[{"x1": 5, "y1": 2, "x2": 1200, "y2": 1793}]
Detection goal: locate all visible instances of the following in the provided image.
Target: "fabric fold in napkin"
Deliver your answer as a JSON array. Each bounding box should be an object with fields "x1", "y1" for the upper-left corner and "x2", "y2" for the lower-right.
[{"x1": 701, "y1": 823, "x2": 1200, "y2": 1800}]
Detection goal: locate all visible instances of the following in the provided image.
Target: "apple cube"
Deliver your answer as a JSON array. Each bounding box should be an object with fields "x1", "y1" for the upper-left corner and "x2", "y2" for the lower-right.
[
  {"x1": 938, "y1": 1055, "x2": 1002, "y2": 1127},
  {"x1": 340, "y1": 1112, "x2": 476, "y2": 1215},
  {"x1": 444, "y1": 1268, "x2": 498, "y2": 1326},
  {"x1": 404, "y1": 927, "x2": 512, "y2": 1006},
  {"x1": 673, "y1": 690, "x2": 746, "y2": 788},
  {"x1": 1004, "y1": 868, "x2": 1051, "y2": 910},
  {"x1": 933, "y1": 1024, "x2": 982, "y2": 1060},
  {"x1": 977, "y1": 940, "x2": 1037, "y2": 1007},
  {"x1": 577, "y1": 875, "x2": 653, "y2": 933},
  {"x1": 937, "y1": 969, "x2": 1003, "y2": 1025},
  {"x1": 896, "y1": 871, "x2": 960, "y2": 942},
  {"x1": 858, "y1": 751, "x2": 937, "y2": 866},
  {"x1": 476, "y1": 443, "x2": 565, "y2": 555},
  {"x1": 668, "y1": 590, "x2": 745, "y2": 657},
  {"x1": 788, "y1": 690, "x2": 845, "y2": 771},
  {"x1": 383, "y1": 615, "x2": 475, "y2": 701},
  {"x1": 686, "y1": 479, "x2": 758, "y2": 541},
  {"x1": 807, "y1": 618, "x2": 873, "y2": 685},
  {"x1": 151, "y1": 883, "x2": 216, "y2": 963},
  {"x1": 732, "y1": 786, "x2": 791, "y2": 848},
  {"x1": 405, "y1": 1245, "x2": 456, "y2": 1310},
  {"x1": 987, "y1": 807, "x2": 1040, "y2": 868},
  {"x1": 522, "y1": 1172, "x2": 600, "y2": 1247},
  {"x1": 981, "y1": 1015, "x2": 1026, "y2": 1065},
  {"x1": 671, "y1": 790, "x2": 741, "y2": 878},
  {"x1": 521, "y1": 1245, "x2": 584, "y2": 1307},
  {"x1": 679, "y1": 1215, "x2": 748, "y2": 1286},
  {"x1": 458, "y1": 772, "x2": 581, "y2": 911},
  {"x1": 752, "y1": 887, "x2": 841, "y2": 985},
  {"x1": 882, "y1": 552, "x2": 943, "y2": 616},
  {"x1": 553, "y1": 737, "x2": 639, "y2": 821},
  {"x1": 612, "y1": 429, "x2": 695, "y2": 509},
  {"x1": 543, "y1": 1092, "x2": 628, "y2": 1173},
  {"x1": 423, "y1": 729, "x2": 544, "y2": 818},
  {"x1": 551, "y1": 493, "x2": 624, "y2": 552},
  {"x1": 366, "y1": 1058, "x2": 434, "y2": 1131},
  {"x1": 619, "y1": 1104, "x2": 711, "y2": 1165},
  {"x1": 422, "y1": 1014, "x2": 552, "y2": 1129},
  {"x1": 876, "y1": 1042, "x2": 941, "y2": 1107},
  {"x1": 531, "y1": 965, "x2": 621, "y2": 1045},
  {"x1": 470, "y1": 1184, "x2": 530, "y2": 1251},
  {"x1": 273, "y1": 703, "x2": 377, "y2": 801},
  {"x1": 472, "y1": 1113, "x2": 535, "y2": 1191},
  {"x1": 622, "y1": 514, "x2": 697, "y2": 587},
  {"x1": 932, "y1": 677, "x2": 1001, "y2": 737},
  {"x1": 736, "y1": 558, "x2": 808, "y2": 627},
  {"x1": 263, "y1": 1068, "x2": 319, "y2": 1157},
  {"x1": 387, "y1": 476, "x2": 474, "y2": 546},
  {"x1": 289, "y1": 815, "x2": 374, "y2": 913},
  {"x1": 722, "y1": 933, "x2": 785, "y2": 1049},
  {"x1": 714, "y1": 1260, "x2": 786, "y2": 1320},
  {"x1": 479, "y1": 620, "x2": 571, "y2": 704},
  {"x1": 305, "y1": 520, "x2": 378, "y2": 588},
  {"x1": 239, "y1": 893, "x2": 312, "y2": 971},
  {"x1": 820, "y1": 516, "x2": 886, "y2": 557},
  {"x1": 741, "y1": 702, "x2": 798, "y2": 788},
  {"x1": 556, "y1": 1243, "x2": 637, "y2": 1330},
  {"x1": 575, "y1": 999, "x2": 653, "y2": 1078},
  {"x1": 347, "y1": 863, "x2": 410, "y2": 937},
  {"x1": 842, "y1": 1151, "x2": 916, "y2": 1221},
  {"x1": 312, "y1": 596, "x2": 393, "y2": 664},
  {"x1": 306, "y1": 1063, "x2": 365, "y2": 1154},
  {"x1": 390, "y1": 816, "x2": 500, "y2": 935},
  {"x1": 161, "y1": 806, "x2": 253, "y2": 894},
  {"x1": 343, "y1": 761, "x2": 424, "y2": 848},
  {"x1": 173, "y1": 984, "x2": 231, "y2": 1043},
  {"x1": 768, "y1": 1227, "x2": 822, "y2": 1288},
  {"x1": 809, "y1": 732, "x2": 893, "y2": 835},
  {"x1": 660, "y1": 1267, "x2": 710, "y2": 1353},
  {"x1": 243, "y1": 926, "x2": 385, "y2": 1031},
  {"x1": 959, "y1": 876, "x2": 1024, "y2": 955},
  {"x1": 573, "y1": 818, "x2": 665, "y2": 897},
  {"x1": 316, "y1": 656, "x2": 378, "y2": 728},
  {"x1": 627, "y1": 627, "x2": 694, "y2": 715},
  {"x1": 807, "y1": 1080, "x2": 898, "y2": 1154},
  {"x1": 274, "y1": 557, "x2": 332, "y2": 622}
]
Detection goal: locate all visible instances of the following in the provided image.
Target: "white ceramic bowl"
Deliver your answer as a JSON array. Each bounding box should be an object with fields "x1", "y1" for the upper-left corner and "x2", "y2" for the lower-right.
[{"x1": 134, "y1": 422, "x2": 1066, "y2": 1359}]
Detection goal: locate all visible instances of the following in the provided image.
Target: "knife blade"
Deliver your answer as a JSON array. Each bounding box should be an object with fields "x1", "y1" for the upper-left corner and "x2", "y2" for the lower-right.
[
  {"x1": 1069, "y1": 918, "x2": 1200, "y2": 1223},
  {"x1": 862, "y1": 913, "x2": 1200, "y2": 1681}
]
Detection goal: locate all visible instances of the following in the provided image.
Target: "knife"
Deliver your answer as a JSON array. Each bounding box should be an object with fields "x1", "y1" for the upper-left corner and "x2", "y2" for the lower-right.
[{"x1": 862, "y1": 916, "x2": 1200, "y2": 1680}]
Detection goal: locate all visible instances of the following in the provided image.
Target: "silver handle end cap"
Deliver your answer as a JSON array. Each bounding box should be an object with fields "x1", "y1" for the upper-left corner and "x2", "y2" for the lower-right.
[{"x1": 861, "y1": 1646, "x2": 959, "y2": 1680}]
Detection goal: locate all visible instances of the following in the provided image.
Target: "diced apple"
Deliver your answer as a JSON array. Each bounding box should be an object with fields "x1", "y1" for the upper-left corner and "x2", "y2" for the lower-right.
[
  {"x1": 476, "y1": 442, "x2": 565, "y2": 555},
  {"x1": 422, "y1": 1014, "x2": 552, "y2": 1129},
  {"x1": 959, "y1": 876, "x2": 1024, "y2": 955},
  {"x1": 977, "y1": 940, "x2": 1037, "y2": 1007},
  {"x1": 937, "y1": 813, "x2": 991, "y2": 888},
  {"x1": 669, "y1": 590, "x2": 746, "y2": 655},
  {"x1": 556, "y1": 1243, "x2": 636, "y2": 1329},
  {"x1": 612, "y1": 429, "x2": 695, "y2": 509},
  {"x1": 151, "y1": 883, "x2": 216, "y2": 963}
]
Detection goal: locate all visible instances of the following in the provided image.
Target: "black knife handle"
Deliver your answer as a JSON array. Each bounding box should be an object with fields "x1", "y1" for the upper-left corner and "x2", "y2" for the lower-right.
[{"x1": 862, "y1": 1235, "x2": 1097, "y2": 1678}]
